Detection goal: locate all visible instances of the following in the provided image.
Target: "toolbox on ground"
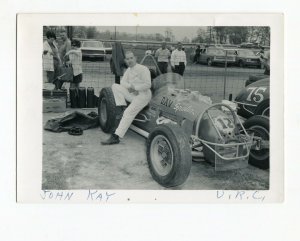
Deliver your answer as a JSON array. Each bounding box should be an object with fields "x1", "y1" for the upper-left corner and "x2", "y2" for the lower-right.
[
  {"x1": 43, "y1": 89, "x2": 67, "y2": 113},
  {"x1": 43, "y1": 89, "x2": 67, "y2": 98},
  {"x1": 43, "y1": 97, "x2": 66, "y2": 113}
]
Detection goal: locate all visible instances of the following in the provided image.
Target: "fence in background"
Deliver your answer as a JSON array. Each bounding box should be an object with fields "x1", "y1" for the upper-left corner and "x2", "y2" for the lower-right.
[{"x1": 43, "y1": 42, "x2": 265, "y2": 103}]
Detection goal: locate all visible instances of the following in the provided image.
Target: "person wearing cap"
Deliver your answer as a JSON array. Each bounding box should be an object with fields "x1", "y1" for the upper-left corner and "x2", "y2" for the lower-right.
[
  {"x1": 43, "y1": 30, "x2": 61, "y2": 86},
  {"x1": 64, "y1": 39, "x2": 83, "y2": 88},
  {"x1": 155, "y1": 41, "x2": 171, "y2": 74},
  {"x1": 170, "y1": 42, "x2": 187, "y2": 76},
  {"x1": 101, "y1": 51, "x2": 151, "y2": 145}
]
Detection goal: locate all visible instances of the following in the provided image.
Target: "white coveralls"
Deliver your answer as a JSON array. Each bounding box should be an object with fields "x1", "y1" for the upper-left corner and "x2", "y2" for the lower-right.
[{"x1": 112, "y1": 63, "x2": 152, "y2": 138}]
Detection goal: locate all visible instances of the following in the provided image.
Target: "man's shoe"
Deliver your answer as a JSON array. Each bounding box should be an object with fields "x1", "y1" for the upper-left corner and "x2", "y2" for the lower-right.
[{"x1": 101, "y1": 134, "x2": 120, "y2": 145}]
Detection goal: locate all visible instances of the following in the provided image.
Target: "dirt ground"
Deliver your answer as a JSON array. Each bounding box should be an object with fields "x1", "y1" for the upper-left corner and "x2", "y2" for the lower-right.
[{"x1": 42, "y1": 110, "x2": 269, "y2": 190}]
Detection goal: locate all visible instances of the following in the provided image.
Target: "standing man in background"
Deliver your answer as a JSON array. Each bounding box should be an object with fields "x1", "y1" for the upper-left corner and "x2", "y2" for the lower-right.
[
  {"x1": 59, "y1": 30, "x2": 72, "y2": 62},
  {"x1": 155, "y1": 41, "x2": 171, "y2": 74},
  {"x1": 170, "y1": 42, "x2": 187, "y2": 76},
  {"x1": 193, "y1": 45, "x2": 201, "y2": 64}
]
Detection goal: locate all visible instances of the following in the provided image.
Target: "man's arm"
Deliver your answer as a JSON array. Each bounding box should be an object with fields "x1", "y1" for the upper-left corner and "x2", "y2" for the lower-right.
[
  {"x1": 154, "y1": 49, "x2": 160, "y2": 59},
  {"x1": 183, "y1": 52, "x2": 187, "y2": 66},
  {"x1": 120, "y1": 70, "x2": 131, "y2": 89},
  {"x1": 65, "y1": 49, "x2": 80, "y2": 56},
  {"x1": 66, "y1": 40, "x2": 72, "y2": 53},
  {"x1": 170, "y1": 50, "x2": 176, "y2": 67}
]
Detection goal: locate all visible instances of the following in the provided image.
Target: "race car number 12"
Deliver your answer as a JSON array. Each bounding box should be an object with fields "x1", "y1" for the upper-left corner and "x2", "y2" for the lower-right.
[
  {"x1": 246, "y1": 87, "x2": 267, "y2": 103},
  {"x1": 214, "y1": 116, "x2": 234, "y2": 133}
]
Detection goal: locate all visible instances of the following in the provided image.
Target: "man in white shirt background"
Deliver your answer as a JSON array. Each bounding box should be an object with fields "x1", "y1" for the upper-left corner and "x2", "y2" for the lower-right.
[
  {"x1": 101, "y1": 51, "x2": 152, "y2": 145},
  {"x1": 170, "y1": 42, "x2": 187, "y2": 76},
  {"x1": 155, "y1": 41, "x2": 171, "y2": 74}
]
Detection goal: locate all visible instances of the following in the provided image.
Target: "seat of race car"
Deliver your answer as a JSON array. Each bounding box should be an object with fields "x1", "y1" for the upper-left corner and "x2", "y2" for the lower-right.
[
  {"x1": 139, "y1": 68, "x2": 157, "y2": 112},
  {"x1": 149, "y1": 68, "x2": 158, "y2": 93}
]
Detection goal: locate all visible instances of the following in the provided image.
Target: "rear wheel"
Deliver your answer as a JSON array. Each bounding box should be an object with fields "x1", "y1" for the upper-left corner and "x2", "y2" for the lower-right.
[
  {"x1": 243, "y1": 115, "x2": 269, "y2": 169},
  {"x1": 147, "y1": 124, "x2": 192, "y2": 187}
]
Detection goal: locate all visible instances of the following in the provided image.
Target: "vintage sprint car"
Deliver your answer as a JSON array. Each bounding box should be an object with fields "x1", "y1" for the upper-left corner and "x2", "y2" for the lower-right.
[
  {"x1": 234, "y1": 77, "x2": 270, "y2": 118},
  {"x1": 98, "y1": 57, "x2": 270, "y2": 187}
]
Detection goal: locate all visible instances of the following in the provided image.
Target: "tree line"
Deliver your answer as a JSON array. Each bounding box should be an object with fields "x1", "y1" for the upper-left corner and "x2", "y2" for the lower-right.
[
  {"x1": 43, "y1": 26, "x2": 270, "y2": 46},
  {"x1": 192, "y1": 27, "x2": 270, "y2": 46}
]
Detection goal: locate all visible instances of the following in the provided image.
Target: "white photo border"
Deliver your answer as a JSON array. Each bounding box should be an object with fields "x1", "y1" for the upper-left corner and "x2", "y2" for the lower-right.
[{"x1": 17, "y1": 13, "x2": 284, "y2": 203}]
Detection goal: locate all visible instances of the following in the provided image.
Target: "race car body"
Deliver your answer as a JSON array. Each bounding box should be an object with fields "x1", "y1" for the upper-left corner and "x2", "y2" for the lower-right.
[
  {"x1": 234, "y1": 77, "x2": 270, "y2": 118},
  {"x1": 98, "y1": 56, "x2": 270, "y2": 187}
]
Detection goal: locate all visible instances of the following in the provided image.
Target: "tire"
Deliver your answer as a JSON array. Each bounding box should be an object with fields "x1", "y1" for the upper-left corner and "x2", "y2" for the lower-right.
[
  {"x1": 254, "y1": 99, "x2": 270, "y2": 117},
  {"x1": 98, "y1": 87, "x2": 123, "y2": 133},
  {"x1": 207, "y1": 58, "x2": 212, "y2": 66},
  {"x1": 147, "y1": 124, "x2": 192, "y2": 187},
  {"x1": 243, "y1": 115, "x2": 269, "y2": 169}
]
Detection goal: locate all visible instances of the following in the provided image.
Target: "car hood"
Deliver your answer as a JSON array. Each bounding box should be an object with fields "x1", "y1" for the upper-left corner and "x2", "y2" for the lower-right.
[
  {"x1": 235, "y1": 78, "x2": 270, "y2": 105},
  {"x1": 151, "y1": 73, "x2": 222, "y2": 122},
  {"x1": 80, "y1": 47, "x2": 105, "y2": 51}
]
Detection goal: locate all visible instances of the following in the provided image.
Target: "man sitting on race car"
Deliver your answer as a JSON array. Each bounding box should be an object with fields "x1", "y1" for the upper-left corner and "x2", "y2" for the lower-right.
[{"x1": 101, "y1": 51, "x2": 152, "y2": 145}]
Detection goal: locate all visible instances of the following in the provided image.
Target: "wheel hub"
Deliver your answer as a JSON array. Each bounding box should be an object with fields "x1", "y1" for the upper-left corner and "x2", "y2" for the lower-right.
[{"x1": 150, "y1": 135, "x2": 174, "y2": 176}]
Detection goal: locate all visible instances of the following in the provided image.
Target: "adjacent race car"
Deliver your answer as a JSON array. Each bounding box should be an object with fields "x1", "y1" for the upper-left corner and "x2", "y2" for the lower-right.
[
  {"x1": 98, "y1": 56, "x2": 270, "y2": 187},
  {"x1": 234, "y1": 76, "x2": 270, "y2": 118}
]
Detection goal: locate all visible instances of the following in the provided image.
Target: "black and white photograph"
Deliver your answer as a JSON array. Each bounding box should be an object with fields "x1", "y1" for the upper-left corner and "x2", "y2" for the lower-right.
[
  {"x1": 17, "y1": 13, "x2": 284, "y2": 203},
  {"x1": 2, "y1": 3, "x2": 297, "y2": 240},
  {"x1": 42, "y1": 25, "x2": 271, "y2": 190}
]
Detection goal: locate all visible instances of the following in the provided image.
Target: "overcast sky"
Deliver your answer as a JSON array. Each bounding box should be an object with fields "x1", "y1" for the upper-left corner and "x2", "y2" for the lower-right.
[{"x1": 96, "y1": 26, "x2": 203, "y2": 41}]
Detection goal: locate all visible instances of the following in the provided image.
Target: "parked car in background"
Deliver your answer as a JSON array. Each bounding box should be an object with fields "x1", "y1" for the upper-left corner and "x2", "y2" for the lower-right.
[
  {"x1": 80, "y1": 40, "x2": 106, "y2": 61},
  {"x1": 198, "y1": 47, "x2": 236, "y2": 66},
  {"x1": 239, "y1": 42, "x2": 260, "y2": 49},
  {"x1": 103, "y1": 42, "x2": 112, "y2": 55},
  {"x1": 234, "y1": 49, "x2": 262, "y2": 68}
]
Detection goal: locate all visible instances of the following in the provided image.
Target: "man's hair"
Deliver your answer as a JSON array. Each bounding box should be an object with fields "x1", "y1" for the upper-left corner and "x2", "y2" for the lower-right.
[
  {"x1": 71, "y1": 39, "x2": 81, "y2": 48},
  {"x1": 125, "y1": 50, "x2": 135, "y2": 57},
  {"x1": 46, "y1": 31, "x2": 56, "y2": 40}
]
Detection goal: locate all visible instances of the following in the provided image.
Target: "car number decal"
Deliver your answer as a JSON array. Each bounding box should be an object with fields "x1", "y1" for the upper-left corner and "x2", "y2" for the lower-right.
[
  {"x1": 246, "y1": 87, "x2": 267, "y2": 103},
  {"x1": 214, "y1": 116, "x2": 235, "y2": 134},
  {"x1": 161, "y1": 97, "x2": 173, "y2": 107}
]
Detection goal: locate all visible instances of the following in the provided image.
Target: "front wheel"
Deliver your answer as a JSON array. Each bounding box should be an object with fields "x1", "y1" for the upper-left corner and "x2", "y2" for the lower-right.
[
  {"x1": 243, "y1": 115, "x2": 269, "y2": 169},
  {"x1": 147, "y1": 124, "x2": 192, "y2": 187}
]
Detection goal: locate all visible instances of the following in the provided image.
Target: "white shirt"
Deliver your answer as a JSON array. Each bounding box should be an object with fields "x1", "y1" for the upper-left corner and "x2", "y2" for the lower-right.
[
  {"x1": 121, "y1": 63, "x2": 151, "y2": 92},
  {"x1": 155, "y1": 48, "x2": 171, "y2": 62},
  {"x1": 170, "y1": 49, "x2": 187, "y2": 67},
  {"x1": 43, "y1": 41, "x2": 58, "y2": 71},
  {"x1": 66, "y1": 49, "x2": 83, "y2": 76}
]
